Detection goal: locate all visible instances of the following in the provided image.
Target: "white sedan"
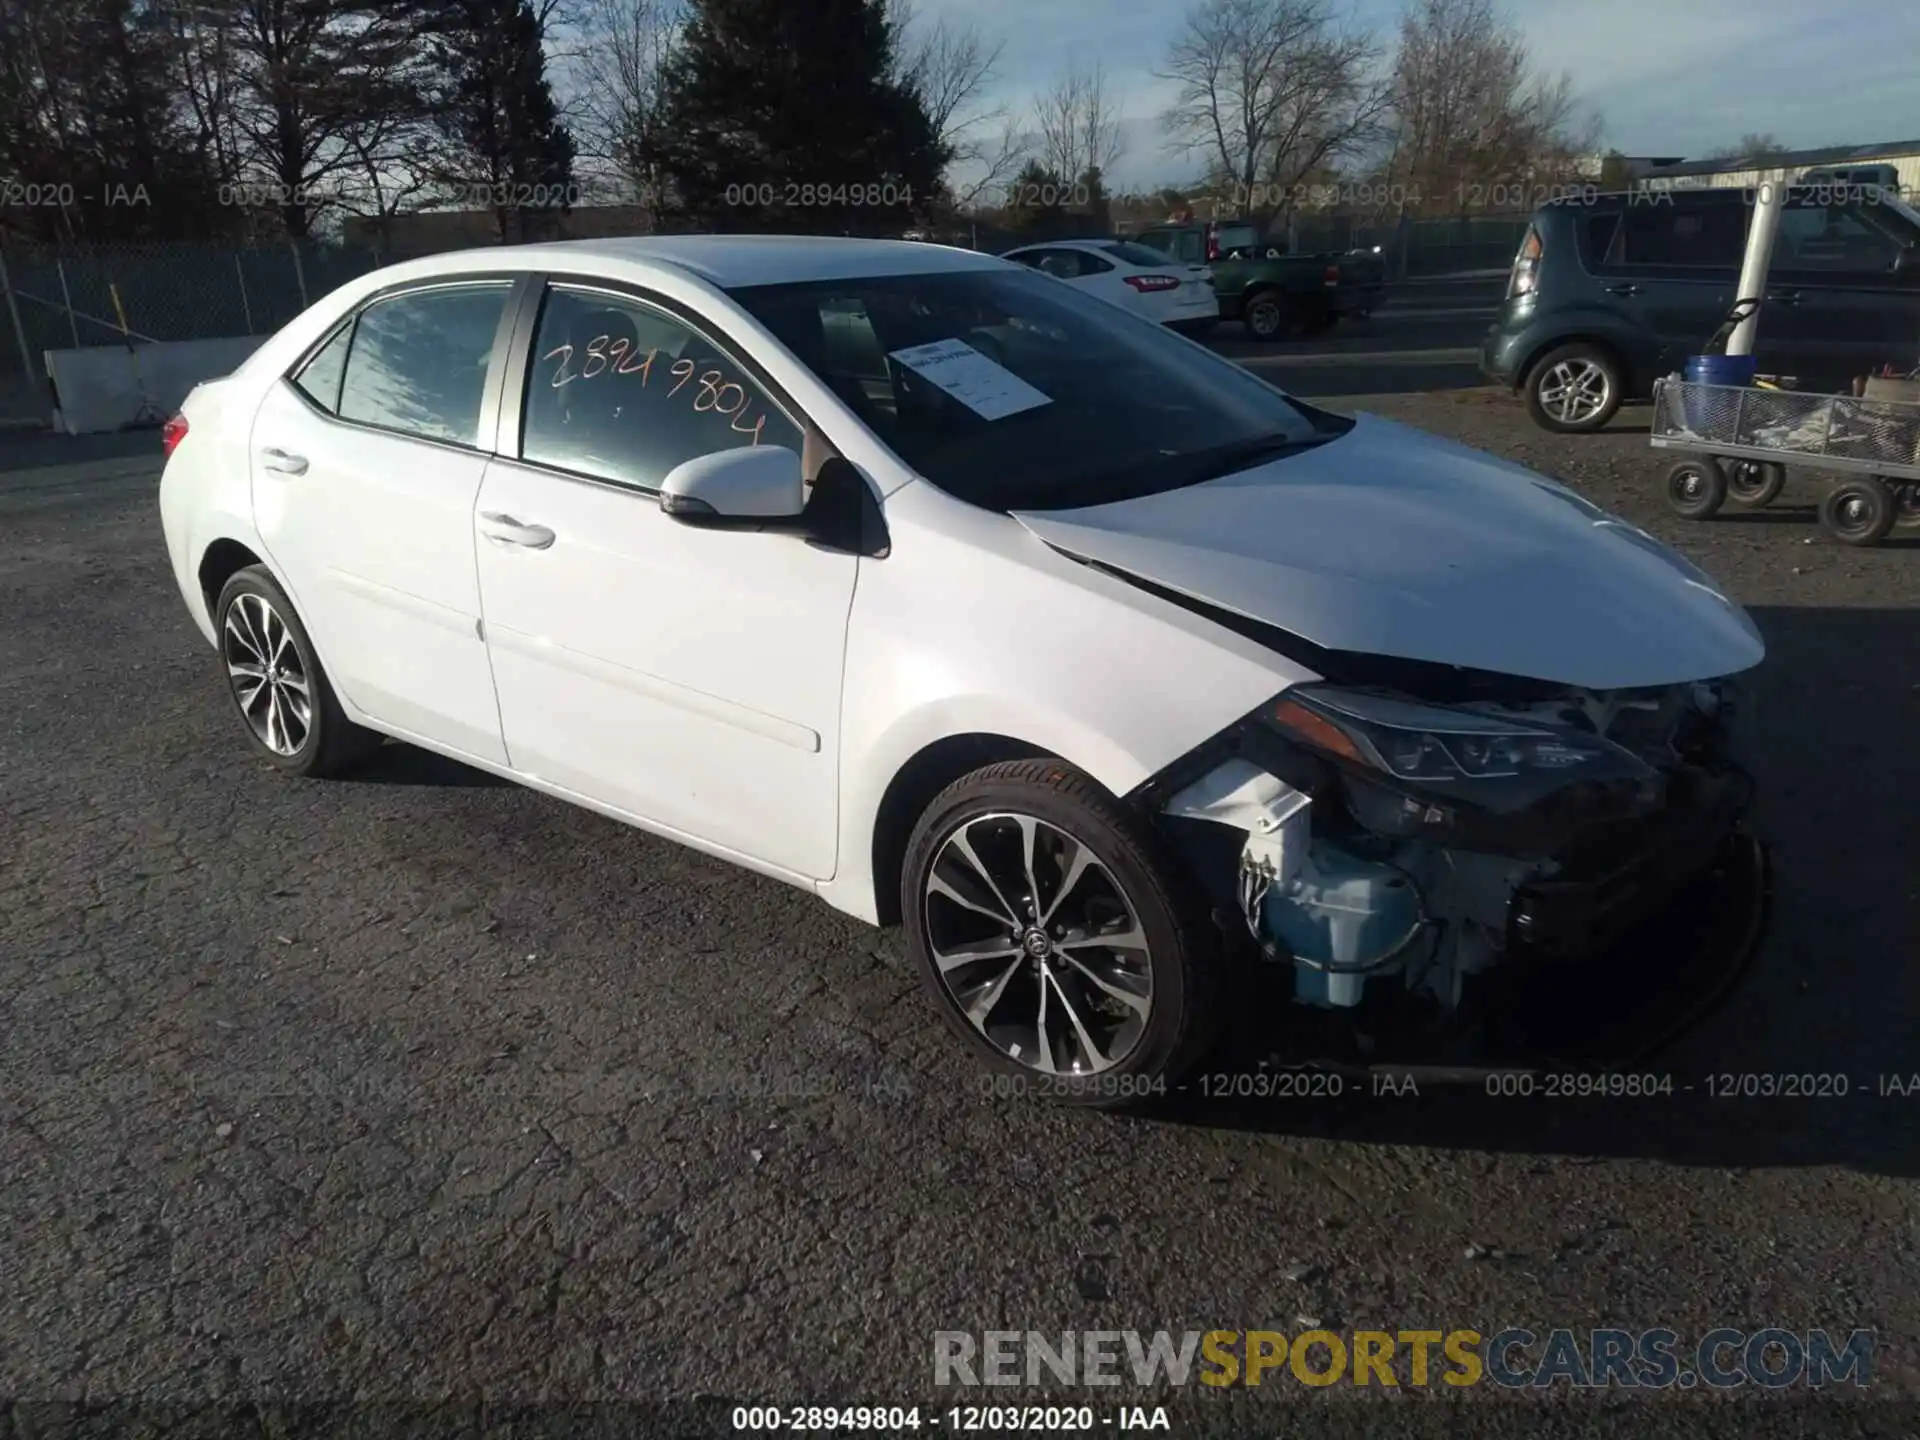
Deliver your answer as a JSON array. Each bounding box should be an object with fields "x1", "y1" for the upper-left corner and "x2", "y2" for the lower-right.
[
  {"x1": 1000, "y1": 237, "x2": 1219, "y2": 335},
  {"x1": 159, "y1": 236, "x2": 1768, "y2": 1103}
]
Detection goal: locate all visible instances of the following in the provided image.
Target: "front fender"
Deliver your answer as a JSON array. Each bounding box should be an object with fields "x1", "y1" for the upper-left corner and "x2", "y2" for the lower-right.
[{"x1": 814, "y1": 482, "x2": 1313, "y2": 925}]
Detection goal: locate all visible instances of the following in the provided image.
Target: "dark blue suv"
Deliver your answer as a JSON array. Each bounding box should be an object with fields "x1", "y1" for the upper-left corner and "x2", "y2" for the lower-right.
[{"x1": 1481, "y1": 186, "x2": 1920, "y2": 431}]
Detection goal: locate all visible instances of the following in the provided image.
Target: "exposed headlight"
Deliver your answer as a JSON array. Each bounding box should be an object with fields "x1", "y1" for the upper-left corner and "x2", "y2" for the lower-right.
[{"x1": 1261, "y1": 685, "x2": 1656, "y2": 820}]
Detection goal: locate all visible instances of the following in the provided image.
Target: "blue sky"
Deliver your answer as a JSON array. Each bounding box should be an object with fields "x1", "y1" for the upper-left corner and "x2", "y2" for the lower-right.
[{"x1": 916, "y1": 0, "x2": 1920, "y2": 191}]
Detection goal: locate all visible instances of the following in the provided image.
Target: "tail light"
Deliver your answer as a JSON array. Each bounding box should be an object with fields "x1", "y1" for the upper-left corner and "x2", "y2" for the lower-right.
[
  {"x1": 161, "y1": 413, "x2": 189, "y2": 457},
  {"x1": 1322, "y1": 263, "x2": 1340, "y2": 287},
  {"x1": 1508, "y1": 227, "x2": 1542, "y2": 298},
  {"x1": 1125, "y1": 275, "x2": 1182, "y2": 293},
  {"x1": 1205, "y1": 225, "x2": 1220, "y2": 261}
]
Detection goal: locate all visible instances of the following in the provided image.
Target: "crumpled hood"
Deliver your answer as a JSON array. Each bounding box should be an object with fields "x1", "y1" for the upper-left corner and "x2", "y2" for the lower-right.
[{"x1": 1014, "y1": 413, "x2": 1765, "y2": 691}]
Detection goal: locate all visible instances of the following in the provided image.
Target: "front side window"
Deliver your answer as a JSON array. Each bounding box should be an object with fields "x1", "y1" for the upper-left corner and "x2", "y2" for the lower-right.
[
  {"x1": 1778, "y1": 204, "x2": 1902, "y2": 272},
  {"x1": 520, "y1": 285, "x2": 802, "y2": 489},
  {"x1": 730, "y1": 266, "x2": 1336, "y2": 513},
  {"x1": 337, "y1": 283, "x2": 510, "y2": 445}
]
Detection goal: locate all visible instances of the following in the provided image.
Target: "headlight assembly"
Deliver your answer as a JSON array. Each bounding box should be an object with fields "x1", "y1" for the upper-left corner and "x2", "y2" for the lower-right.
[{"x1": 1261, "y1": 684, "x2": 1656, "y2": 819}]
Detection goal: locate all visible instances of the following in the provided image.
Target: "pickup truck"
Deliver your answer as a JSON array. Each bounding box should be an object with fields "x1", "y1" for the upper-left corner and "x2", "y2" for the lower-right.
[{"x1": 1132, "y1": 220, "x2": 1384, "y2": 340}]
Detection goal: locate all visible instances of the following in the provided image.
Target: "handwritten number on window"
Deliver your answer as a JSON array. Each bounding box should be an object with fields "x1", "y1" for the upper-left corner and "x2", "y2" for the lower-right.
[{"x1": 545, "y1": 327, "x2": 769, "y2": 444}]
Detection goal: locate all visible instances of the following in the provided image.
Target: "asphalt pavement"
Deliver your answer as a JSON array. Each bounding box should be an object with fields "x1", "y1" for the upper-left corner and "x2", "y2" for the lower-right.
[{"x1": 4, "y1": 276, "x2": 1917, "y2": 1438}]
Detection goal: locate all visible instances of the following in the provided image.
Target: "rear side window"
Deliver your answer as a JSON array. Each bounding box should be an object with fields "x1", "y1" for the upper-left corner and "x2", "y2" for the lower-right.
[
  {"x1": 337, "y1": 283, "x2": 511, "y2": 446},
  {"x1": 1579, "y1": 211, "x2": 1622, "y2": 264},
  {"x1": 520, "y1": 285, "x2": 802, "y2": 490},
  {"x1": 291, "y1": 322, "x2": 352, "y2": 413},
  {"x1": 1613, "y1": 200, "x2": 1748, "y2": 267}
]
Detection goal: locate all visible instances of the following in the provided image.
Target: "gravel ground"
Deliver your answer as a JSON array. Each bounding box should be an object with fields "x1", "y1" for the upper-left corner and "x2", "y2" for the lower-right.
[{"x1": 2, "y1": 388, "x2": 1917, "y2": 1439}]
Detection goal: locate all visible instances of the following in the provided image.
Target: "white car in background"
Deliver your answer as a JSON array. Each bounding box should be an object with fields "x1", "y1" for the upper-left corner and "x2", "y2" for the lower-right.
[
  {"x1": 1001, "y1": 238, "x2": 1219, "y2": 336},
  {"x1": 158, "y1": 235, "x2": 1768, "y2": 1105}
]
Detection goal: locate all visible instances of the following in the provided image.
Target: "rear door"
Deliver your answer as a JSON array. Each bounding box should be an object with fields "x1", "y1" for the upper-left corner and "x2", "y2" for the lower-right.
[
  {"x1": 249, "y1": 278, "x2": 516, "y2": 764},
  {"x1": 1588, "y1": 194, "x2": 1749, "y2": 375},
  {"x1": 1766, "y1": 195, "x2": 1920, "y2": 388}
]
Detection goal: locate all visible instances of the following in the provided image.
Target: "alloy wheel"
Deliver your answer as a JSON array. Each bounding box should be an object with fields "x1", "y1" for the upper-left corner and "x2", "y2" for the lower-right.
[
  {"x1": 223, "y1": 591, "x2": 312, "y2": 756},
  {"x1": 923, "y1": 812, "x2": 1153, "y2": 1075},
  {"x1": 1536, "y1": 358, "x2": 1611, "y2": 424}
]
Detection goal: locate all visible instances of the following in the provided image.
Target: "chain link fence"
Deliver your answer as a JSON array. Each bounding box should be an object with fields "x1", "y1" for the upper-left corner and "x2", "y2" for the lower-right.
[
  {"x1": 0, "y1": 212, "x2": 1532, "y2": 426},
  {"x1": 0, "y1": 238, "x2": 389, "y2": 424}
]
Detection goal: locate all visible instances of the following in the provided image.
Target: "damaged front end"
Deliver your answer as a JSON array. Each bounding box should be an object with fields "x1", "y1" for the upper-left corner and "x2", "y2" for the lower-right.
[{"x1": 1149, "y1": 666, "x2": 1768, "y2": 1068}]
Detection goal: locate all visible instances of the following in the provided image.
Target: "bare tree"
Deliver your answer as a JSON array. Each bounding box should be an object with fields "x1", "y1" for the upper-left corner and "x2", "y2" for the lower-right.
[
  {"x1": 1706, "y1": 131, "x2": 1785, "y2": 163},
  {"x1": 890, "y1": 2, "x2": 1023, "y2": 210},
  {"x1": 1381, "y1": 0, "x2": 1594, "y2": 214},
  {"x1": 560, "y1": 0, "x2": 680, "y2": 204},
  {"x1": 1159, "y1": 0, "x2": 1387, "y2": 219},
  {"x1": 1033, "y1": 62, "x2": 1124, "y2": 185}
]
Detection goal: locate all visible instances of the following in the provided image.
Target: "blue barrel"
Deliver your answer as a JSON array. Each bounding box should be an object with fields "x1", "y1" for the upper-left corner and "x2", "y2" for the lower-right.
[{"x1": 1683, "y1": 353, "x2": 1756, "y2": 430}]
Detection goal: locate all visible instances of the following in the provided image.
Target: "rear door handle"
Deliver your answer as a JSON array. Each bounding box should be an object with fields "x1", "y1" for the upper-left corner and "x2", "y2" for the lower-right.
[
  {"x1": 260, "y1": 447, "x2": 308, "y2": 475},
  {"x1": 1766, "y1": 289, "x2": 1802, "y2": 305},
  {"x1": 478, "y1": 512, "x2": 556, "y2": 550},
  {"x1": 1604, "y1": 283, "x2": 1643, "y2": 297}
]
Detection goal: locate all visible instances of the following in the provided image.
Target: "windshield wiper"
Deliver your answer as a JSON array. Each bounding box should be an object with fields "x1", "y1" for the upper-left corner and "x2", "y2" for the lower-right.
[{"x1": 1185, "y1": 431, "x2": 1333, "y2": 484}]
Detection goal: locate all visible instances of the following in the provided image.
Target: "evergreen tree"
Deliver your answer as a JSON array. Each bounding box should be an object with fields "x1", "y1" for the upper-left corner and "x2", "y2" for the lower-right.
[
  {"x1": 431, "y1": 0, "x2": 577, "y2": 242},
  {"x1": 0, "y1": 0, "x2": 227, "y2": 242},
  {"x1": 644, "y1": 0, "x2": 948, "y2": 234}
]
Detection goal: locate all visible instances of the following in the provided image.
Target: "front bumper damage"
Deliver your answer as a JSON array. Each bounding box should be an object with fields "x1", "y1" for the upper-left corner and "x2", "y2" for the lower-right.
[{"x1": 1147, "y1": 678, "x2": 1770, "y2": 1074}]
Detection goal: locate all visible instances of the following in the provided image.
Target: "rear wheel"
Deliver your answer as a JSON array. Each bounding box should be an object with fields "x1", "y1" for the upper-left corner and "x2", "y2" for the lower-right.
[
  {"x1": 215, "y1": 565, "x2": 379, "y2": 777},
  {"x1": 1664, "y1": 458, "x2": 1726, "y2": 520},
  {"x1": 901, "y1": 760, "x2": 1225, "y2": 1106},
  {"x1": 1820, "y1": 477, "x2": 1896, "y2": 546},
  {"x1": 1719, "y1": 457, "x2": 1786, "y2": 507},
  {"x1": 1525, "y1": 342, "x2": 1623, "y2": 432},
  {"x1": 1243, "y1": 290, "x2": 1296, "y2": 342}
]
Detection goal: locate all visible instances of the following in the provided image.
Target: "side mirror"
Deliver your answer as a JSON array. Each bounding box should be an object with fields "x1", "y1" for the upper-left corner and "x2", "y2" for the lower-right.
[{"x1": 659, "y1": 445, "x2": 806, "y2": 531}]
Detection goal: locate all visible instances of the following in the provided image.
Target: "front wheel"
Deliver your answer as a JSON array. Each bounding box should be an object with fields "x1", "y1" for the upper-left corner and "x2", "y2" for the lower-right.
[
  {"x1": 1665, "y1": 458, "x2": 1726, "y2": 519},
  {"x1": 901, "y1": 760, "x2": 1225, "y2": 1106}
]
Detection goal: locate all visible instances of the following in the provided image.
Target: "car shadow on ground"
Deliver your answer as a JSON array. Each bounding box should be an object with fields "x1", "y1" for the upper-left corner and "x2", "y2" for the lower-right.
[
  {"x1": 1139, "y1": 603, "x2": 1920, "y2": 1179},
  {"x1": 350, "y1": 741, "x2": 512, "y2": 787}
]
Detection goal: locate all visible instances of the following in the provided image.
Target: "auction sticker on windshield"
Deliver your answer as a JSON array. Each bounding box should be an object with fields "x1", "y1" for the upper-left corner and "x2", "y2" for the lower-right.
[{"x1": 886, "y1": 339, "x2": 1053, "y2": 420}]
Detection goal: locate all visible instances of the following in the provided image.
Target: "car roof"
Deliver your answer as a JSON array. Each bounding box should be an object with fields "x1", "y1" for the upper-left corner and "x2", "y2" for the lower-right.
[{"x1": 375, "y1": 234, "x2": 1005, "y2": 290}]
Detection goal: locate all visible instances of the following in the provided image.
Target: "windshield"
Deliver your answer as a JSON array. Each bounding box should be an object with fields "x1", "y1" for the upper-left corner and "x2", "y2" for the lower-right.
[{"x1": 728, "y1": 267, "x2": 1337, "y2": 512}]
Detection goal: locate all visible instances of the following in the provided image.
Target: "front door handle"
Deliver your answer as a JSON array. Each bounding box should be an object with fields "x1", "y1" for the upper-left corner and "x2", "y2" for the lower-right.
[
  {"x1": 478, "y1": 512, "x2": 556, "y2": 550},
  {"x1": 1766, "y1": 289, "x2": 1802, "y2": 306},
  {"x1": 1604, "y1": 283, "x2": 1643, "y2": 297},
  {"x1": 260, "y1": 447, "x2": 308, "y2": 475}
]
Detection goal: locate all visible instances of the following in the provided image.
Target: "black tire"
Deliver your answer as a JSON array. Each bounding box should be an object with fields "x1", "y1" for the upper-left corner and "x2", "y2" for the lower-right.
[
  {"x1": 901, "y1": 759, "x2": 1227, "y2": 1107},
  {"x1": 1718, "y1": 457, "x2": 1786, "y2": 508},
  {"x1": 1242, "y1": 289, "x2": 1296, "y2": 342},
  {"x1": 1524, "y1": 341, "x2": 1624, "y2": 433},
  {"x1": 1820, "y1": 476, "x2": 1896, "y2": 546},
  {"x1": 1664, "y1": 459, "x2": 1726, "y2": 520},
  {"x1": 214, "y1": 565, "x2": 380, "y2": 777}
]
